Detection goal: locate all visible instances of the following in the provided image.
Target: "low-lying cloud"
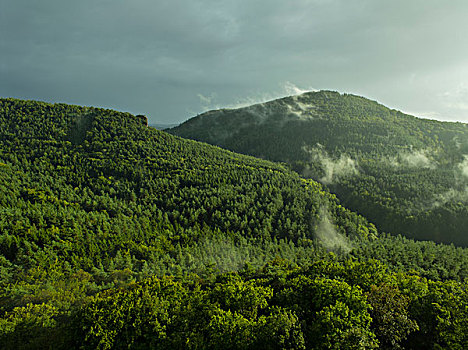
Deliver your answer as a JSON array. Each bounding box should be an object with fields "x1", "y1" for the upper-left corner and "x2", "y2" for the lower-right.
[
  {"x1": 303, "y1": 145, "x2": 359, "y2": 184},
  {"x1": 284, "y1": 94, "x2": 320, "y2": 121},
  {"x1": 457, "y1": 155, "x2": 468, "y2": 179},
  {"x1": 315, "y1": 206, "x2": 351, "y2": 252},
  {"x1": 399, "y1": 149, "x2": 436, "y2": 169},
  {"x1": 432, "y1": 187, "x2": 468, "y2": 208},
  {"x1": 197, "y1": 82, "x2": 314, "y2": 113},
  {"x1": 430, "y1": 155, "x2": 468, "y2": 208},
  {"x1": 378, "y1": 148, "x2": 438, "y2": 170}
]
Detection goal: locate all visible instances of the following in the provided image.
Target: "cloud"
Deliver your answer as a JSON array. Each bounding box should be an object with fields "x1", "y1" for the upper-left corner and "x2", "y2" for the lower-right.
[
  {"x1": 302, "y1": 145, "x2": 359, "y2": 184},
  {"x1": 284, "y1": 82, "x2": 317, "y2": 96},
  {"x1": 198, "y1": 93, "x2": 217, "y2": 110},
  {"x1": 3, "y1": 0, "x2": 468, "y2": 123},
  {"x1": 320, "y1": 155, "x2": 359, "y2": 184},
  {"x1": 399, "y1": 149, "x2": 436, "y2": 169},
  {"x1": 380, "y1": 149, "x2": 437, "y2": 170},
  {"x1": 196, "y1": 82, "x2": 317, "y2": 112},
  {"x1": 440, "y1": 83, "x2": 468, "y2": 113},
  {"x1": 315, "y1": 206, "x2": 351, "y2": 252},
  {"x1": 432, "y1": 187, "x2": 468, "y2": 208},
  {"x1": 429, "y1": 155, "x2": 468, "y2": 208},
  {"x1": 458, "y1": 155, "x2": 468, "y2": 178}
]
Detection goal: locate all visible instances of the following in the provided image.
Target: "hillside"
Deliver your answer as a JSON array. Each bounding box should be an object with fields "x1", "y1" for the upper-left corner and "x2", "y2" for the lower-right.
[
  {"x1": 170, "y1": 91, "x2": 468, "y2": 246},
  {"x1": 0, "y1": 98, "x2": 377, "y2": 272},
  {"x1": 1, "y1": 98, "x2": 468, "y2": 349}
]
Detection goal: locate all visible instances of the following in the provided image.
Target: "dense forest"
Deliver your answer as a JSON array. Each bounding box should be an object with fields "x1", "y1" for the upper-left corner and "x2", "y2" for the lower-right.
[
  {"x1": 1, "y1": 98, "x2": 468, "y2": 349},
  {"x1": 170, "y1": 91, "x2": 468, "y2": 246}
]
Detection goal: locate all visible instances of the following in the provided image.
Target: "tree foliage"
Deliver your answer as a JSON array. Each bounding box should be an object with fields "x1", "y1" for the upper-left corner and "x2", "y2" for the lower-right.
[{"x1": 1, "y1": 98, "x2": 467, "y2": 348}]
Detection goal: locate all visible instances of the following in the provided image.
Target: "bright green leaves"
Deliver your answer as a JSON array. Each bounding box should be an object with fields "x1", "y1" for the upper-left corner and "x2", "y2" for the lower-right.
[
  {"x1": 312, "y1": 301, "x2": 377, "y2": 349},
  {"x1": 75, "y1": 277, "x2": 184, "y2": 350},
  {"x1": 1, "y1": 260, "x2": 466, "y2": 349},
  {"x1": 408, "y1": 280, "x2": 468, "y2": 349},
  {"x1": 210, "y1": 274, "x2": 273, "y2": 319},
  {"x1": 278, "y1": 276, "x2": 377, "y2": 349},
  {"x1": 254, "y1": 307, "x2": 305, "y2": 350},
  {"x1": 75, "y1": 274, "x2": 301, "y2": 350}
]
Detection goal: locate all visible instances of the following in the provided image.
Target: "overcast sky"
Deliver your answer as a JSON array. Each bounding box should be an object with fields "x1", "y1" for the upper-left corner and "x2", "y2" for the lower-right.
[{"x1": 2, "y1": 0, "x2": 468, "y2": 124}]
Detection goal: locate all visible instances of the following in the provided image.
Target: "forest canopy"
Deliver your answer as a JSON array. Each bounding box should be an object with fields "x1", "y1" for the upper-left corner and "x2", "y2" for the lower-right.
[{"x1": 0, "y1": 98, "x2": 467, "y2": 349}]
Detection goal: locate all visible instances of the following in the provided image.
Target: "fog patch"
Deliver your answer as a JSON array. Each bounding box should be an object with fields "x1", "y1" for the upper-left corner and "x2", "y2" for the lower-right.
[
  {"x1": 453, "y1": 135, "x2": 462, "y2": 150},
  {"x1": 432, "y1": 187, "x2": 468, "y2": 208},
  {"x1": 197, "y1": 82, "x2": 317, "y2": 113},
  {"x1": 234, "y1": 96, "x2": 319, "y2": 128},
  {"x1": 198, "y1": 93, "x2": 217, "y2": 110},
  {"x1": 302, "y1": 145, "x2": 359, "y2": 184},
  {"x1": 457, "y1": 155, "x2": 468, "y2": 179},
  {"x1": 285, "y1": 95, "x2": 319, "y2": 121},
  {"x1": 381, "y1": 149, "x2": 437, "y2": 170},
  {"x1": 430, "y1": 155, "x2": 468, "y2": 208},
  {"x1": 320, "y1": 155, "x2": 359, "y2": 184},
  {"x1": 399, "y1": 149, "x2": 435, "y2": 169},
  {"x1": 242, "y1": 102, "x2": 272, "y2": 124},
  {"x1": 284, "y1": 81, "x2": 316, "y2": 96},
  {"x1": 285, "y1": 103, "x2": 303, "y2": 118},
  {"x1": 315, "y1": 207, "x2": 351, "y2": 252}
]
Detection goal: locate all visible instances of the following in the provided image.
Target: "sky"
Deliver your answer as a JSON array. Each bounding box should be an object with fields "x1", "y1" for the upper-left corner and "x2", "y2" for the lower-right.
[{"x1": 2, "y1": 0, "x2": 468, "y2": 124}]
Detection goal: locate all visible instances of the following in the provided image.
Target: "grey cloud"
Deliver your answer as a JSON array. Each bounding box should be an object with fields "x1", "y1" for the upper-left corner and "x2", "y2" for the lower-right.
[{"x1": 2, "y1": 0, "x2": 468, "y2": 123}]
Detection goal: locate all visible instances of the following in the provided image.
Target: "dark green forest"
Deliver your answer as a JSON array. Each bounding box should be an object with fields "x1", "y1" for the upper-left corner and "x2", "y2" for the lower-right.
[
  {"x1": 170, "y1": 90, "x2": 468, "y2": 246},
  {"x1": 1, "y1": 98, "x2": 468, "y2": 349}
]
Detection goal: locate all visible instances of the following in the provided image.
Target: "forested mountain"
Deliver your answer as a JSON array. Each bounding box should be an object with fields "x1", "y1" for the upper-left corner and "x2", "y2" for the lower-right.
[
  {"x1": 1, "y1": 98, "x2": 468, "y2": 349},
  {"x1": 170, "y1": 91, "x2": 468, "y2": 246}
]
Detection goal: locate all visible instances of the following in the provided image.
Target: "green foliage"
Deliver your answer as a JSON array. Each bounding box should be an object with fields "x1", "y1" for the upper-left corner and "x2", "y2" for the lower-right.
[
  {"x1": 74, "y1": 277, "x2": 184, "y2": 349},
  {"x1": 311, "y1": 301, "x2": 378, "y2": 349},
  {"x1": 407, "y1": 280, "x2": 468, "y2": 349},
  {"x1": 277, "y1": 275, "x2": 377, "y2": 348},
  {"x1": 70, "y1": 261, "x2": 468, "y2": 349},
  {"x1": 1, "y1": 98, "x2": 468, "y2": 348},
  {"x1": 254, "y1": 307, "x2": 305, "y2": 350},
  {"x1": 351, "y1": 233, "x2": 468, "y2": 281}
]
